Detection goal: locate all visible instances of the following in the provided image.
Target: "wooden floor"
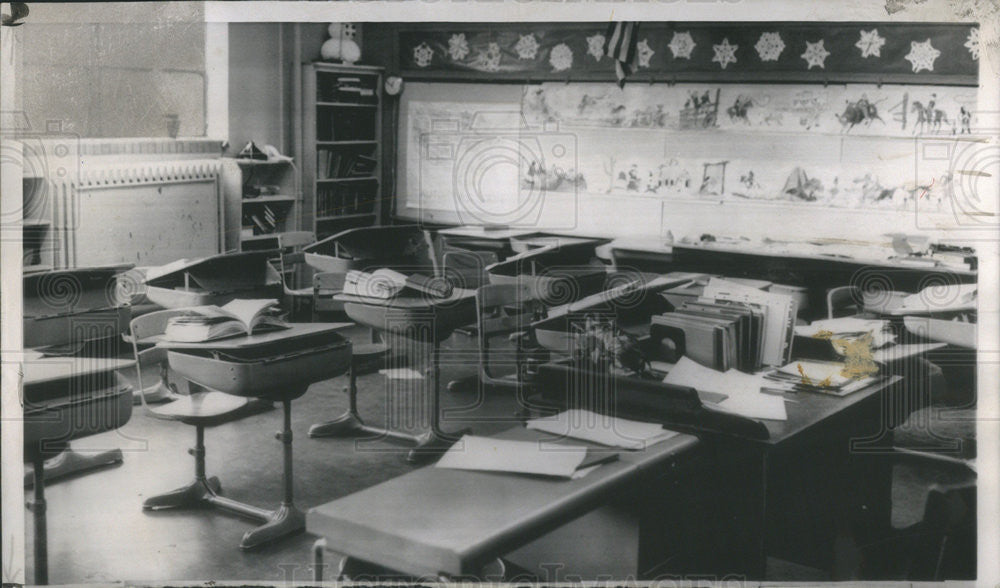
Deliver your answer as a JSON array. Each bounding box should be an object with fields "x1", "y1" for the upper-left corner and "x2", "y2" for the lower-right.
[{"x1": 22, "y1": 325, "x2": 829, "y2": 583}]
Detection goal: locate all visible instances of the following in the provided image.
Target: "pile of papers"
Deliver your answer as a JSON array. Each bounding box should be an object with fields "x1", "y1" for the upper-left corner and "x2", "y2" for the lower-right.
[
  {"x1": 795, "y1": 317, "x2": 895, "y2": 349},
  {"x1": 663, "y1": 357, "x2": 787, "y2": 421},
  {"x1": 526, "y1": 409, "x2": 678, "y2": 450},
  {"x1": 765, "y1": 360, "x2": 878, "y2": 397},
  {"x1": 435, "y1": 435, "x2": 613, "y2": 479}
]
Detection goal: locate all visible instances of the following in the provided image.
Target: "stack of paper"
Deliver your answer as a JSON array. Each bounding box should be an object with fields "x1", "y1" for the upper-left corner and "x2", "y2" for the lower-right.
[
  {"x1": 795, "y1": 317, "x2": 895, "y2": 348},
  {"x1": 766, "y1": 360, "x2": 877, "y2": 397},
  {"x1": 663, "y1": 356, "x2": 787, "y2": 421},
  {"x1": 435, "y1": 435, "x2": 603, "y2": 479},
  {"x1": 526, "y1": 409, "x2": 678, "y2": 450}
]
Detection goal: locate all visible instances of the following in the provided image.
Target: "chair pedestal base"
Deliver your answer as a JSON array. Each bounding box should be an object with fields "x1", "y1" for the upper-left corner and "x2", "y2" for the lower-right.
[{"x1": 24, "y1": 447, "x2": 123, "y2": 488}]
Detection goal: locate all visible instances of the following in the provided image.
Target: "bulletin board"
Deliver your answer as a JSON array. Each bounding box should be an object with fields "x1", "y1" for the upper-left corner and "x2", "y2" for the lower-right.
[{"x1": 396, "y1": 77, "x2": 983, "y2": 239}]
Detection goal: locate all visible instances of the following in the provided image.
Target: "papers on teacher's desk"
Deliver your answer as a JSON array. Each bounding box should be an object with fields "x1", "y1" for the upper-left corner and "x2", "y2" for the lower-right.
[
  {"x1": 663, "y1": 357, "x2": 787, "y2": 421},
  {"x1": 526, "y1": 409, "x2": 678, "y2": 450},
  {"x1": 435, "y1": 435, "x2": 616, "y2": 479}
]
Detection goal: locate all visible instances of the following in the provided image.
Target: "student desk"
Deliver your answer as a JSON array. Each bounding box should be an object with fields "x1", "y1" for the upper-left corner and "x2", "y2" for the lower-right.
[
  {"x1": 436, "y1": 226, "x2": 534, "y2": 259},
  {"x1": 322, "y1": 290, "x2": 478, "y2": 463},
  {"x1": 155, "y1": 323, "x2": 352, "y2": 549},
  {"x1": 307, "y1": 426, "x2": 701, "y2": 580},
  {"x1": 22, "y1": 355, "x2": 135, "y2": 585}
]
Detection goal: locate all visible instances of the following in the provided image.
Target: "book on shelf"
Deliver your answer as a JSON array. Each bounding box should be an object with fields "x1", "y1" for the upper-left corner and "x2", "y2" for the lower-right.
[
  {"x1": 344, "y1": 268, "x2": 453, "y2": 300},
  {"x1": 164, "y1": 299, "x2": 288, "y2": 342}
]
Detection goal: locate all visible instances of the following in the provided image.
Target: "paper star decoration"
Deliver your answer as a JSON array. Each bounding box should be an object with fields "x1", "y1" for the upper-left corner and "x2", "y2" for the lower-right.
[
  {"x1": 636, "y1": 39, "x2": 655, "y2": 68},
  {"x1": 586, "y1": 33, "x2": 606, "y2": 61},
  {"x1": 514, "y1": 34, "x2": 539, "y2": 60},
  {"x1": 905, "y1": 38, "x2": 941, "y2": 72},
  {"x1": 550, "y1": 43, "x2": 573, "y2": 72},
  {"x1": 855, "y1": 28, "x2": 886, "y2": 58},
  {"x1": 801, "y1": 39, "x2": 830, "y2": 69},
  {"x1": 447, "y1": 33, "x2": 469, "y2": 61},
  {"x1": 965, "y1": 27, "x2": 980, "y2": 60},
  {"x1": 413, "y1": 42, "x2": 434, "y2": 67},
  {"x1": 755, "y1": 32, "x2": 785, "y2": 62},
  {"x1": 668, "y1": 31, "x2": 696, "y2": 60},
  {"x1": 479, "y1": 42, "x2": 502, "y2": 72},
  {"x1": 712, "y1": 38, "x2": 738, "y2": 69}
]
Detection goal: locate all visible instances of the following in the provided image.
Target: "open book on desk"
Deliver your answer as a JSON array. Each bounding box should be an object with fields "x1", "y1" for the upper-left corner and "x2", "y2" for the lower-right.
[
  {"x1": 435, "y1": 435, "x2": 618, "y2": 479},
  {"x1": 164, "y1": 299, "x2": 287, "y2": 342}
]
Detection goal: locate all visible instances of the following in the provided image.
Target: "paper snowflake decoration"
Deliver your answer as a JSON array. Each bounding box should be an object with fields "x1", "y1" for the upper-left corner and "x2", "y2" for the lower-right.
[
  {"x1": 965, "y1": 27, "x2": 980, "y2": 60},
  {"x1": 550, "y1": 43, "x2": 573, "y2": 72},
  {"x1": 668, "y1": 31, "x2": 696, "y2": 60},
  {"x1": 801, "y1": 39, "x2": 830, "y2": 69},
  {"x1": 413, "y1": 42, "x2": 434, "y2": 68},
  {"x1": 712, "y1": 38, "x2": 738, "y2": 69},
  {"x1": 905, "y1": 38, "x2": 941, "y2": 72},
  {"x1": 636, "y1": 39, "x2": 655, "y2": 68},
  {"x1": 447, "y1": 34, "x2": 469, "y2": 61},
  {"x1": 855, "y1": 28, "x2": 885, "y2": 58},
  {"x1": 479, "y1": 42, "x2": 502, "y2": 72},
  {"x1": 755, "y1": 32, "x2": 785, "y2": 62},
  {"x1": 515, "y1": 34, "x2": 539, "y2": 60},
  {"x1": 587, "y1": 33, "x2": 606, "y2": 61}
]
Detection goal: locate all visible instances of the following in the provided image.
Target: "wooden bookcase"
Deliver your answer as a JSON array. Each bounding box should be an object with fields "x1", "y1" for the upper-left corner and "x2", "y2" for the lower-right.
[
  {"x1": 302, "y1": 63, "x2": 383, "y2": 240},
  {"x1": 236, "y1": 158, "x2": 299, "y2": 251}
]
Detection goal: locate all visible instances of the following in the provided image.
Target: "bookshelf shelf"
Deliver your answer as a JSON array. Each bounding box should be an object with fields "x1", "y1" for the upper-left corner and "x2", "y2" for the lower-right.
[
  {"x1": 304, "y1": 63, "x2": 385, "y2": 239},
  {"x1": 235, "y1": 158, "x2": 298, "y2": 250}
]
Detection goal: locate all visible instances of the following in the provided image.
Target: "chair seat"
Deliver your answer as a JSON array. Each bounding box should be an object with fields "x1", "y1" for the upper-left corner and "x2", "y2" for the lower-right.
[
  {"x1": 353, "y1": 343, "x2": 390, "y2": 360},
  {"x1": 150, "y1": 391, "x2": 249, "y2": 422}
]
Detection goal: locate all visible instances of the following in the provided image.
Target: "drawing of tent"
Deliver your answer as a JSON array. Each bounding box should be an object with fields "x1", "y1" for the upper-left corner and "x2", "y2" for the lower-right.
[{"x1": 782, "y1": 167, "x2": 820, "y2": 201}]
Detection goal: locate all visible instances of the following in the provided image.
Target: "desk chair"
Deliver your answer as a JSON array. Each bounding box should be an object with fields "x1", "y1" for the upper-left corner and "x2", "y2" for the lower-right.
[
  {"x1": 446, "y1": 284, "x2": 548, "y2": 409},
  {"x1": 826, "y1": 285, "x2": 862, "y2": 319},
  {"x1": 858, "y1": 446, "x2": 975, "y2": 580},
  {"x1": 308, "y1": 271, "x2": 392, "y2": 439},
  {"x1": 130, "y1": 310, "x2": 251, "y2": 510},
  {"x1": 277, "y1": 231, "x2": 317, "y2": 318},
  {"x1": 441, "y1": 249, "x2": 499, "y2": 336}
]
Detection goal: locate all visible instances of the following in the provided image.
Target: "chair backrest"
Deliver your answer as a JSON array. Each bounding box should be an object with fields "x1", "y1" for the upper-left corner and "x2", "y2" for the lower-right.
[
  {"x1": 826, "y1": 285, "x2": 861, "y2": 319},
  {"x1": 277, "y1": 231, "x2": 318, "y2": 294},
  {"x1": 475, "y1": 283, "x2": 540, "y2": 381},
  {"x1": 442, "y1": 249, "x2": 499, "y2": 290},
  {"x1": 129, "y1": 309, "x2": 197, "y2": 411}
]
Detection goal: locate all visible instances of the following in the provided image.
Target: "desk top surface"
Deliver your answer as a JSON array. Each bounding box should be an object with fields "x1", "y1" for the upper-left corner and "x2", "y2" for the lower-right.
[
  {"x1": 157, "y1": 322, "x2": 352, "y2": 351},
  {"x1": 308, "y1": 426, "x2": 699, "y2": 577},
  {"x1": 759, "y1": 375, "x2": 901, "y2": 446},
  {"x1": 21, "y1": 354, "x2": 135, "y2": 386}
]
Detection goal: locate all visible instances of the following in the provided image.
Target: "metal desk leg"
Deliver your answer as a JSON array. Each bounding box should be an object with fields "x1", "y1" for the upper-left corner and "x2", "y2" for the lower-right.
[
  {"x1": 238, "y1": 398, "x2": 305, "y2": 550},
  {"x1": 28, "y1": 457, "x2": 48, "y2": 585},
  {"x1": 143, "y1": 425, "x2": 222, "y2": 510},
  {"x1": 309, "y1": 359, "x2": 421, "y2": 446},
  {"x1": 24, "y1": 446, "x2": 124, "y2": 488},
  {"x1": 407, "y1": 343, "x2": 471, "y2": 464}
]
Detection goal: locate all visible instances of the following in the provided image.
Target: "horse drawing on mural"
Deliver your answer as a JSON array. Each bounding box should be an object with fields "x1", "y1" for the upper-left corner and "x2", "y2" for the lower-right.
[
  {"x1": 726, "y1": 95, "x2": 754, "y2": 124},
  {"x1": 836, "y1": 96, "x2": 884, "y2": 132},
  {"x1": 911, "y1": 99, "x2": 951, "y2": 134}
]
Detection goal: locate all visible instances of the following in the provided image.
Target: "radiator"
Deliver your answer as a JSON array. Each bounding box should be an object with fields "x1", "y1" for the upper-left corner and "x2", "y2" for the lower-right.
[{"x1": 46, "y1": 158, "x2": 224, "y2": 268}]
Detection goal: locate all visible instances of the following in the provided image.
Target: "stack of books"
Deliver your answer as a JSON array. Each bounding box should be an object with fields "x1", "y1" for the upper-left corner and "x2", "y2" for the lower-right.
[
  {"x1": 651, "y1": 277, "x2": 797, "y2": 371},
  {"x1": 343, "y1": 268, "x2": 452, "y2": 300}
]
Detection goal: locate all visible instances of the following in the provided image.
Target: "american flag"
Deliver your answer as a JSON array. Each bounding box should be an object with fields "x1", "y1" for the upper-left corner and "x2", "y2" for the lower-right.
[{"x1": 604, "y1": 22, "x2": 639, "y2": 88}]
